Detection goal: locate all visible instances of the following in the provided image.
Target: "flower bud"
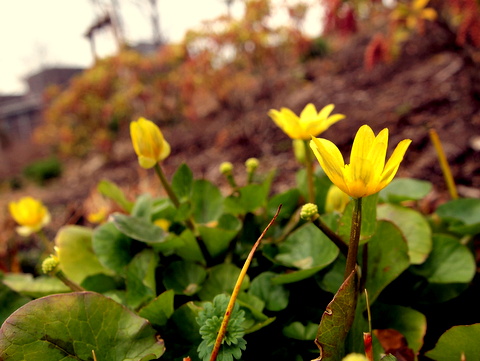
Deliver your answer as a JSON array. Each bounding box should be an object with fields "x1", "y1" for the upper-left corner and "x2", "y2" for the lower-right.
[
  {"x1": 300, "y1": 203, "x2": 318, "y2": 221},
  {"x1": 325, "y1": 185, "x2": 350, "y2": 213},
  {"x1": 245, "y1": 158, "x2": 259, "y2": 173},
  {"x1": 219, "y1": 161, "x2": 234, "y2": 176},
  {"x1": 42, "y1": 254, "x2": 59, "y2": 274},
  {"x1": 130, "y1": 117, "x2": 170, "y2": 169},
  {"x1": 342, "y1": 353, "x2": 369, "y2": 361},
  {"x1": 292, "y1": 139, "x2": 306, "y2": 164}
]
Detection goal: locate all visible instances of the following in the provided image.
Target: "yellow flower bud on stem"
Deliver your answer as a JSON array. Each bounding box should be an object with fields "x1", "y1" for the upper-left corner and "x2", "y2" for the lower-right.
[
  {"x1": 220, "y1": 162, "x2": 237, "y2": 188},
  {"x1": 42, "y1": 254, "x2": 84, "y2": 292},
  {"x1": 245, "y1": 158, "x2": 259, "y2": 184}
]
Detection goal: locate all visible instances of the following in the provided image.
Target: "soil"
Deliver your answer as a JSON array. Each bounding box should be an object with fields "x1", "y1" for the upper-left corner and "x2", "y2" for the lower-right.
[{"x1": 2, "y1": 21, "x2": 480, "y2": 233}]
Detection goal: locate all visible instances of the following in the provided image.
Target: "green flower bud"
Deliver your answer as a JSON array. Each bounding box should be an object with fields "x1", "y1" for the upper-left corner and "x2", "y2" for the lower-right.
[
  {"x1": 219, "y1": 161, "x2": 233, "y2": 176},
  {"x1": 245, "y1": 158, "x2": 259, "y2": 172},
  {"x1": 42, "y1": 254, "x2": 59, "y2": 274},
  {"x1": 300, "y1": 203, "x2": 318, "y2": 221}
]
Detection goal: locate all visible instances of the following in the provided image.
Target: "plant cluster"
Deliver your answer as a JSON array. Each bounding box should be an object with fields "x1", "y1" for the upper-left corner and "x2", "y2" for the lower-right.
[{"x1": 1, "y1": 103, "x2": 479, "y2": 361}]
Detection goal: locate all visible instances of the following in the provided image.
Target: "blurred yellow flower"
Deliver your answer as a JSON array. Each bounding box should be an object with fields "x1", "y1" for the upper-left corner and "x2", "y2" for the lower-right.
[
  {"x1": 325, "y1": 185, "x2": 351, "y2": 213},
  {"x1": 8, "y1": 196, "x2": 51, "y2": 236},
  {"x1": 130, "y1": 117, "x2": 171, "y2": 169},
  {"x1": 268, "y1": 103, "x2": 345, "y2": 140},
  {"x1": 154, "y1": 218, "x2": 171, "y2": 232},
  {"x1": 392, "y1": 0, "x2": 437, "y2": 30},
  {"x1": 310, "y1": 125, "x2": 411, "y2": 198},
  {"x1": 87, "y1": 206, "x2": 109, "y2": 224}
]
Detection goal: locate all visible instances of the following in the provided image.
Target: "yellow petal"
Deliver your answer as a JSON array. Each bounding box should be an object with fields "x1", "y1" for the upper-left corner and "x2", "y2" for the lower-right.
[
  {"x1": 317, "y1": 104, "x2": 335, "y2": 119},
  {"x1": 377, "y1": 138, "x2": 412, "y2": 191},
  {"x1": 310, "y1": 137, "x2": 349, "y2": 194},
  {"x1": 300, "y1": 103, "x2": 318, "y2": 121},
  {"x1": 413, "y1": 0, "x2": 430, "y2": 11},
  {"x1": 421, "y1": 8, "x2": 437, "y2": 21}
]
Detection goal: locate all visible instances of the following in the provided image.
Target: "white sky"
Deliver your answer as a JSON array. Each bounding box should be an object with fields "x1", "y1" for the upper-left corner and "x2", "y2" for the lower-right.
[{"x1": 0, "y1": 0, "x2": 323, "y2": 94}]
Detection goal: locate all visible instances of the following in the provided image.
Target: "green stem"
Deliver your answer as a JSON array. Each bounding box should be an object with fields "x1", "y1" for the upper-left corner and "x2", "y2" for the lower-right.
[
  {"x1": 55, "y1": 270, "x2": 85, "y2": 292},
  {"x1": 36, "y1": 229, "x2": 54, "y2": 254},
  {"x1": 154, "y1": 163, "x2": 180, "y2": 208},
  {"x1": 344, "y1": 197, "x2": 362, "y2": 280},
  {"x1": 312, "y1": 215, "x2": 349, "y2": 257},
  {"x1": 303, "y1": 140, "x2": 315, "y2": 203}
]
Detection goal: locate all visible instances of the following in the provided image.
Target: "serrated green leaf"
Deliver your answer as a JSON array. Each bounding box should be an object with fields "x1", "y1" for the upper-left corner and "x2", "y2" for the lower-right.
[
  {"x1": 377, "y1": 203, "x2": 432, "y2": 264},
  {"x1": 55, "y1": 225, "x2": 112, "y2": 284},
  {"x1": 163, "y1": 260, "x2": 207, "y2": 296},
  {"x1": 112, "y1": 213, "x2": 167, "y2": 243},
  {"x1": 138, "y1": 289, "x2": 175, "y2": 327},
  {"x1": 0, "y1": 292, "x2": 165, "y2": 361},
  {"x1": 92, "y1": 222, "x2": 134, "y2": 274},
  {"x1": 97, "y1": 179, "x2": 133, "y2": 212},
  {"x1": 172, "y1": 163, "x2": 194, "y2": 202},
  {"x1": 425, "y1": 323, "x2": 480, "y2": 361}
]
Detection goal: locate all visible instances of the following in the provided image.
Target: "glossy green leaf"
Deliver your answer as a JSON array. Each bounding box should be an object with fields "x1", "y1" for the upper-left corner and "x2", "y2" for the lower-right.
[
  {"x1": 55, "y1": 225, "x2": 112, "y2": 284},
  {"x1": 0, "y1": 280, "x2": 30, "y2": 325},
  {"x1": 97, "y1": 179, "x2": 133, "y2": 212},
  {"x1": 436, "y1": 198, "x2": 480, "y2": 235},
  {"x1": 372, "y1": 304, "x2": 426, "y2": 354},
  {"x1": 172, "y1": 229, "x2": 206, "y2": 265},
  {"x1": 80, "y1": 274, "x2": 122, "y2": 293},
  {"x1": 191, "y1": 179, "x2": 224, "y2": 224},
  {"x1": 112, "y1": 213, "x2": 167, "y2": 243},
  {"x1": 412, "y1": 234, "x2": 475, "y2": 284},
  {"x1": 283, "y1": 321, "x2": 318, "y2": 341},
  {"x1": 125, "y1": 249, "x2": 158, "y2": 309},
  {"x1": 425, "y1": 323, "x2": 480, "y2": 361},
  {"x1": 139, "y1": 289, "x2": 175, "y2": 327},
  {"x1": 313, "y1": 269, "x2": 358, "y2": 361},
  {"x1": 365, "y1": 221, "x2": 410, "y2": 304},
  {"x1": 131, "y1": 193, "x2": 153, "y2": 219},
  {"x1": 92, "y1": 222, "x2": 134, "y2": 274},
  {"x1": 266, "y1": 188, "x2": 301, "y2": 220},
  {"x1": 0, "y1": 292, "x2": 165, "y2": 361},
  {"x1": 171, "y1": 301, "x2": 204, "y2": 343},
  {"x1": 274, "y1": 222, "x2": 339, "y2": 275},
  {"x1": 163, "y1": 260, "x2": 207, "y2": 296},
  {"x1": 198, "y1": 263, "x2": 250, "y2": 301},
  {"x1": 248, "y1": 271, "x2": 289, "y2": 311},
  {"x1": 377, "y1": 203, "x2": 432, "y2": 264},
  {"x1": 339, "y1": 193, "x2": 378, "y2": 244},
  {"x1": 172, "y1": 163, "x2": 194, "y2": 202},
  {"x1": 2, "y1": 274, "x2": 70, "y2": 298},
  {"x1": 379, "y1": 178, "x2": 432, "y2": 203},
  {"x1": 236, "y1": 292, "x2": 276, "y2": 333},
  {"x1": 198, "y1": 214, "x2": 241, "y2": 258}
]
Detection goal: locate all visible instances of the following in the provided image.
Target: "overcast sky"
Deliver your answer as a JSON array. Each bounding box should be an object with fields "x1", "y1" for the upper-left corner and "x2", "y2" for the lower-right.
[{"x1": 0, "y1": 0, "x2": 322, "y2": 94}]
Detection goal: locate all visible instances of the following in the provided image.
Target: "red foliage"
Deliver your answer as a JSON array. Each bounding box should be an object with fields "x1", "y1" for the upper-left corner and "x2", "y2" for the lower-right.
[{"x1": 364, "y1": 33, "x2": 391, "y2": 71}]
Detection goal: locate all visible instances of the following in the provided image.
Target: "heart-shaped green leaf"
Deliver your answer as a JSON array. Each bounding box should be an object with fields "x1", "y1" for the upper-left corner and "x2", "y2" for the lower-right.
[{"x1": 0, "y1": 292, "x2": 165, "y2": 361}]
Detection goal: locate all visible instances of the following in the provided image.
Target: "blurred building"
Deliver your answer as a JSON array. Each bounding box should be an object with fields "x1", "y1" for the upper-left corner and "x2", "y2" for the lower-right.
[{"x1": 0, "y1": 67, "x2": 84, "y2": 148}]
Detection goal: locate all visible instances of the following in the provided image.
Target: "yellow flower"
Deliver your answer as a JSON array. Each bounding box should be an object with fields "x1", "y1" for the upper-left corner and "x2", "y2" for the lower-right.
[
  {"x1": 154, "y1": 218, "x2": 171, "y2": 232},
  {"x1": 268, "y1": 103, "x2": 345, "y2": 140},
  {"x1": 130, "y1": 117, "x2": 171, "y2": 169},
  {"x1": 310, "y1": 125, "x2": 411, "y2": 198},
  {"x1": 8, "y1": 196, "x2": 51, "y2": 236}
]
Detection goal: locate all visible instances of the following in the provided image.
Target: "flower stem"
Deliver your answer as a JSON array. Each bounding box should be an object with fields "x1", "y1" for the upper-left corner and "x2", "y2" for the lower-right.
[
  {"x1": 209, "y1": 205, "x2": 282, "y2": 361},
  {"x1": 55, "y1": 270, "x2": 85, "y2": 292},
  {"x1": 154, "y1": 163, "x2": 181, "y2": 208},
  {"x1": 36, "y1": 229, "x2": 54, "y2": 254},
  {"x1": 312, "y1": 215, "x2": 349, "y2": 257},
  {"x1": 344, "y1": 197, "x2": 362, "y2": 280},
  {"x1": 303, "y1": 140, "x2": 315, "y2": 203},
  {"x1": 429, "y1": 128, "x2": 458, "y2": 199}
]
